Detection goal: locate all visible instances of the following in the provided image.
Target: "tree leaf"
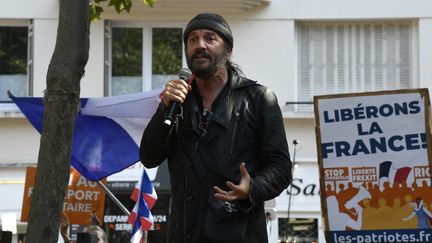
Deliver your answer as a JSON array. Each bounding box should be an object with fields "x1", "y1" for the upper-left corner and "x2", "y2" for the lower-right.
[
  {"x1": 89, "y1": 4, "x2": 104, "y2": 21},
  {"x1": 143, "y1": 0, "x2": 157, "y2": 7},
  {"x1": 91, "y1": 0, "x2": 156, "y2": 21},
  {"x1": 123, "y1": 0, "x2": 133, "y2": 12}
]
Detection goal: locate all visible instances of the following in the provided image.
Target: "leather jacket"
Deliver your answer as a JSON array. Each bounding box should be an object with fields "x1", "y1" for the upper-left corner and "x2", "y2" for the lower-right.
[{"x1": 140, "y1": 69, "x2": 292, "y2": 243}]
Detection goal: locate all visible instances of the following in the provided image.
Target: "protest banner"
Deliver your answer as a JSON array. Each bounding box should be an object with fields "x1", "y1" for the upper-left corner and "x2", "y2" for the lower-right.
[
  {"x1": 21, "y1": 167, "x2": 106, "y2": 225},
  {"x1": 314, "y1": 89, "x2": 432, "y2": 243}
]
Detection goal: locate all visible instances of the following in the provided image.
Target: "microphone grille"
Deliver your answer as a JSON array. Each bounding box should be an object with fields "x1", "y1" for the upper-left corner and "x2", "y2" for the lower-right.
[{"x1": 179, "y1": 67, "x2": 192, "y2": 80}]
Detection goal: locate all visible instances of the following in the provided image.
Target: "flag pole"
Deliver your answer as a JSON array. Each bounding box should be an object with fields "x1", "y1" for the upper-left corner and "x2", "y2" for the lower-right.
[
  {"x1": 97, "y1": 181, "x2": 130, "y2": 215},
  {"x1": 96, "y1": 181, "x2": 148, "y2": 243}
]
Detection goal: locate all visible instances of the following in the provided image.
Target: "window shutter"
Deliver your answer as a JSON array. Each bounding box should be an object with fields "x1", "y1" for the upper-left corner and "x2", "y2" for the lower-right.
[{"x1": 298, "y1": 21, "x2": 413, "y2": 111}]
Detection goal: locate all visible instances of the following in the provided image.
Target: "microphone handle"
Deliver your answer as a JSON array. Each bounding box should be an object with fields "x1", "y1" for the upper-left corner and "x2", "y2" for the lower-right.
[
  {"x1": 163, "y1": 101, "x2": 179, "y2": 126},
  {"x1": 162, "y1": 68, "x2": 191, "y2": 127}
]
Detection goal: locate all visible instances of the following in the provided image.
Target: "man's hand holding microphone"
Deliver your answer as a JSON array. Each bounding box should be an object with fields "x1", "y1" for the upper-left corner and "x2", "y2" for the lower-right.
[{"x1": 162, "y1": 68, "x2": 192, "y2": 127}]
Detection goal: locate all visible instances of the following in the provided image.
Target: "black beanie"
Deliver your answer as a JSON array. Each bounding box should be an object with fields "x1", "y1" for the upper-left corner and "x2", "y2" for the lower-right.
[{"x1": 183, "y1": 13, "x2": 233, "y2": 47}]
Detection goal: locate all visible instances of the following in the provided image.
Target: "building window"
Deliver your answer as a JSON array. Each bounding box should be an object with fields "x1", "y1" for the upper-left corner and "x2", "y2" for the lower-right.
[
  {"x1": 106, "y1": 22, "x2": 183, "y2": 96},
  {"x1": 0, "y1": 21, "x2": 33, "y2": 102},
  {"x1": 297, "y1": 21, "x2": 415, "y2": 111}
]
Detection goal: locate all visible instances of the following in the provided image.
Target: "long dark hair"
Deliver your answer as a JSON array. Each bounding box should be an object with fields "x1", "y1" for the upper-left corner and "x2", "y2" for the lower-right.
[{"x1": 226, "y1": 60, "x2": 245, "y2": 77}]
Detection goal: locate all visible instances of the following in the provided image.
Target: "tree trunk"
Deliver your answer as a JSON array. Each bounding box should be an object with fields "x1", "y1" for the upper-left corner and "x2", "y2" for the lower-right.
[{"x1": 26, "y1": 0, "x2": 89, "y2": 242}]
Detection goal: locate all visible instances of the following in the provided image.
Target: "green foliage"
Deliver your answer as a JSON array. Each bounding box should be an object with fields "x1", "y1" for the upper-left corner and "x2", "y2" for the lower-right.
[
  {"x1": 111, "y1": 28, "x2": 142, "y2": 76},
  {"x1": 0, "y1": 27, "x2": 27, "y2": 74},
  {"x1": 111, "y1": 27, "x2": 182, "y2": 77},
  {"x1": 152, "y1": 28, "x2": 182, "y2": 75},
  {"x1": 89, "y1": 5, "x2": 104, "y2": 21},
  {"x1": 108, "y1": 0, "x2": 133, "y2": 13},
  {"x1": 90, "y1": 0, "x2": 158, "y2": 21}
]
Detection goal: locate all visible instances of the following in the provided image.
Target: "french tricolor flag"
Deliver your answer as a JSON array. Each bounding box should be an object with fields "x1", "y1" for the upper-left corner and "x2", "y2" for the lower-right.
[
  {"x1": 10, "y1": 89, "x2": 162, "y2": 242},
  {"x1": 128, "y1": 168, "x2": 158, "y2": 243},
  {"x1": 9, "y1": 88, "x2": 163, "y2": 181}
]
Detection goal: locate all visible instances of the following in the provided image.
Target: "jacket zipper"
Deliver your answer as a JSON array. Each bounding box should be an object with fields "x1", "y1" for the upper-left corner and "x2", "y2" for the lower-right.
[{"x1": 230, "y1": 111, "x2": 240, "y2": 154}]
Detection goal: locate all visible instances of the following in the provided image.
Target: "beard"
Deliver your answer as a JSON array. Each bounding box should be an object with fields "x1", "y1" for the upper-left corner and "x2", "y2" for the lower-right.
[{"x1": 186, "y1": 48, "x2": 229, "y2": 79}]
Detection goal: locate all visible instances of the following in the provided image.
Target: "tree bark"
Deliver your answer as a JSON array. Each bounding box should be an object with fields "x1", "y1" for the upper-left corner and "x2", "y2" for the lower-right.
[{"x1": 26, "y1": 0, "x2": 90, "y2": 242}]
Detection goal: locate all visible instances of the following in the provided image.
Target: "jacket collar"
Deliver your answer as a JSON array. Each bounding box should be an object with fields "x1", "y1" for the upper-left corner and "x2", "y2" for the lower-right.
[
  {"x1": 229, "y1": 69, "x2": 256, "y2": 90},
  {"x1": 208, "y1": 69, "x2": 255, "y2": 127},
  {"x1": 182, "y1": 69, "x2": 256, "y2": 142}
]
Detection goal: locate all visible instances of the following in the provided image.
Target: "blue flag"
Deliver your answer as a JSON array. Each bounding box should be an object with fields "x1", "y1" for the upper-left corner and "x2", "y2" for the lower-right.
[{"x1": 9, "y1": 89, "x2": 162, "y2": 181}]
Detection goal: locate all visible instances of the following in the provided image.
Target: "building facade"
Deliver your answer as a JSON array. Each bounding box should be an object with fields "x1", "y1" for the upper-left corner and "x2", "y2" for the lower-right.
[{"x1": 1, "y1": 0, "x2": 432, "y2": 242}]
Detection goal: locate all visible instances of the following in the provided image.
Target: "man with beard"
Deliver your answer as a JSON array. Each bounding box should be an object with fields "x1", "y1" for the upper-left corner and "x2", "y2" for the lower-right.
[{"x1": 140, "y1": 13, "x2": 292, "y2": 243}]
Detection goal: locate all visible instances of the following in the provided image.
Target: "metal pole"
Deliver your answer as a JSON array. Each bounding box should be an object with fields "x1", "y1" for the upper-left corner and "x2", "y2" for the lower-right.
[
  {"x1": 97, "y1": 181, "x2": 130, "y2": 215},
  {"x1": 284, "y1": 140, "x2": 298, "y2": 243},
  {"x1": 96, "y1": 181, "x2": 148, "y2": 243}
]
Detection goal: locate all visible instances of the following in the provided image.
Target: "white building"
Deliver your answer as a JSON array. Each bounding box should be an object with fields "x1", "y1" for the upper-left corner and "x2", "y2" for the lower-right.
[{"x1": 1, "y1": 0, "x2": 432, "y2": 242}]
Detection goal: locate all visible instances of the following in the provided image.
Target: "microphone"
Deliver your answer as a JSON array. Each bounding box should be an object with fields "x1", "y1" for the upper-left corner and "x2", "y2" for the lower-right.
[{"x1": 163, "y1": 67, "x2": 192, "y2": 127}]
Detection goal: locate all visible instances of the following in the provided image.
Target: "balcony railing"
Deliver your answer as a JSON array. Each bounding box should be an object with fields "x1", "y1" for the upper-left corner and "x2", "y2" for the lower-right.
[{"x1": 283, "y1": 101, "x2": 314, "y2": 118}]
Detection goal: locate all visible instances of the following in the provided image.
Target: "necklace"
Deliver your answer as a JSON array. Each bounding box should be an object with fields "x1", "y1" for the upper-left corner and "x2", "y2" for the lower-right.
[
  {"x1": 199, "y1": 108, "x2": 212, "y2": 137},
  {"x1": 202, "y1": 108, "x2": 210, "y2": 117}
]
